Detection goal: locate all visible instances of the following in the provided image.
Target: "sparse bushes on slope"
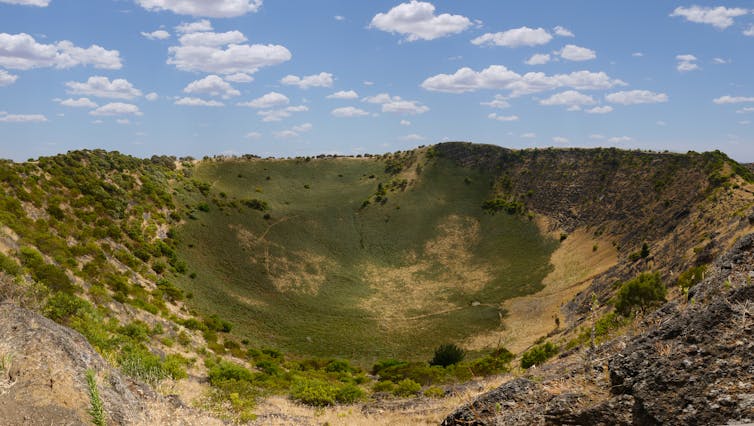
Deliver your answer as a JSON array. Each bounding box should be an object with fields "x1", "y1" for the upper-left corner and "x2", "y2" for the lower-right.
[{"x1": 614, "y1": 272, "x2": 666, "y2": 316}]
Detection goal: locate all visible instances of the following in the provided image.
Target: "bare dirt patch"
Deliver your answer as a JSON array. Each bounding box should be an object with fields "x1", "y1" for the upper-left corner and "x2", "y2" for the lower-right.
[{"x1": 463, "y1": 226, "x2": 617, "y2": 354}]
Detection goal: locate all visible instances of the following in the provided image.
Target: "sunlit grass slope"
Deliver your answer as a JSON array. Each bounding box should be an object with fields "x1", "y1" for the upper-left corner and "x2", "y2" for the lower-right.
[{"x1": 176, "y1": 152, "x2": 557, "y2": 363}]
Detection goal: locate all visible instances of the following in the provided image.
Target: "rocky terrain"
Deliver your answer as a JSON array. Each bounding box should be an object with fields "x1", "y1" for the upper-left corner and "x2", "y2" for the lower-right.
[{"x1": 442, "y1": 234, "x2": 754, "y2": 425}]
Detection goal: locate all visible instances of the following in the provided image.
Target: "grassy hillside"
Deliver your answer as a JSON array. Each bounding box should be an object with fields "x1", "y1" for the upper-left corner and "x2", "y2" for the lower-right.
[{"x1": 175, "y1": 151, "x2": 556, "y2": 362}]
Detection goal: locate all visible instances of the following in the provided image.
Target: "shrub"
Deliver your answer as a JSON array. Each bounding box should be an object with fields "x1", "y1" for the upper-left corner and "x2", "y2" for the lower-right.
[
  {"x1": 423, "y1": 386, "x2": 445, "y2": 398},
  {"x1": 372, "y1": 380, "x2": 396, "y2": 393},
  {"x1": 0, "y1": 252, "x2": 20, "y2": 275},
  {"x1": 335, "y1": 384, "x2": 366, "y2": 404},
  {"x1": 241, "y1": 199, "x2": 269, "y2": 211},
  {"x1": 677, "y1": 265, "x2": 706, "y2": 290},
  {"x1": 614, "y1": 272, "x2": 666, "y2": 316},
  {"x1": 290, "y1": 378, "x2": 338, "y2": 406},
  {"x1": 393, "y1": 379, "x2": 421, "y2": 397},
  {"x1": 208, "y1": 361, "x2": 253, "y2": 384},
  {"x1": 430, "y1": 343, "x2": 465, "y2": 367},
  {"x1": 520, "y1": 342, "x2": 559, "y2": 369},
  {"x1": 85, "y1": 370, "x2": 106, "y2": 426},
  {"x1": 469, "y1": 347, "x2": 514, "y2": 376}
]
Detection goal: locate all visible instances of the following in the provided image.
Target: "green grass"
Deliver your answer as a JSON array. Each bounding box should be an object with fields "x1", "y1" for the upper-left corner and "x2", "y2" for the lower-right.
[
  {"x1": 175, "y1": 155, "x2": 557, "y2": 364},
  {"x1": 85, "y1": 369, "x2": 106, "y2": 426}
]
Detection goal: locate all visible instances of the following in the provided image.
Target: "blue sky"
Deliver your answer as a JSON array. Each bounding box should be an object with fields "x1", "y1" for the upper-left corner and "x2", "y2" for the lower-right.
[{"x1": 1, "y1": 1, "x2": 754, "y2": 162}]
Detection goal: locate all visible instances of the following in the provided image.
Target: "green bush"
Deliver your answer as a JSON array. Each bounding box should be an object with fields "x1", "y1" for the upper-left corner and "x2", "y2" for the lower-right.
[
  {"x1": 614, "y1": 272, "x2": 666, "y2": 316},
  {"x1": 520, "y1": 342, "x2": 559, "y2": 369},
  {"x1": 469, "y1": 347, "x2": 514, "y2": 376},
  {"x1": 208, "y1": 361, "x2": 254, "y2": 384},
  {"x1": 423, "y1": 386, "x2": 445, "y2": 398},
  {"x1": 0, "y1": 252, "x2": 20, "y2": 275},
  {"x1": 677, "y1": 265, "x2": 706, "y2": 290},
  {"x1": 430, "y1": 343, "x2": 466, "y2": 367},
  {"x1": 290, "y1": 378, "x2": 338, "y2": 406},
  {"x1": 372, "y1": 380, "x2": 396, "y2": 393},
  {"x1": 393, "y1": 379, "x2": 421, "y2": 397},
  {"x1": 335, "y1": 383, "x2": 365, "y2": 404}
]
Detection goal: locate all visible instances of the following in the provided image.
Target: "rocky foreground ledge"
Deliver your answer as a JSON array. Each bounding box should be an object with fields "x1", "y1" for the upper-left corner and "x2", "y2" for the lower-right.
[{"x1": 443, "y1": 234, "x2": 754, "y2": 425}]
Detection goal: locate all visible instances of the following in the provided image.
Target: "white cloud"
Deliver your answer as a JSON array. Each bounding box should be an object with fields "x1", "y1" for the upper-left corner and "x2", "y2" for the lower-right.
[
  {"x1": 334, "y1": 15, "x2": 345, "y2": 21},
  {"x1": 421, "y1": 65, "x2": 625, "y2": 96},
  {"x1": 552, "y1": 136, "x2": 569, "y2": 144},
  {"x1": 585, "y1": 105, "x2": 613, "y2": 114},
  {"x1": 607, "y1": 136, "x2": 633, "y2": 143},
  {"x1": 521, "y1": 132, "x2": 536, "y2": 139},
  {"x1": 274, "y1": 122, "x2": 312, "y2": 139},
  {"x1": 553, "y1": 26, "x2": 574, "y2": 37},
  {"x1": 745, "y1": 25, "x2": 754, "y2": 36},
  {"x1": 713, "y1": 95, "x2": 754, "y2": 104},
  {"x1": 145, "y1": 92, "x2": 159, "y2": 101},
  {"x1": 539, "y1": 90, "x2": 596, "y2": 110},
  {"x1": 237, "y1": 92, "x2": 289, "y2": 108},
  {"x1": 174, "y1": 97, "x2": 224, "y2": 107},
  {"x1": 737, "y1": 107, "x2": 754, "y2": 113},
  {"x1": 183, "y1": 75, "x2": 239, "y2": 98},
  {"x1": 57, "y1": 97, "x2": 98, "y2": 108},
  {"x1": 0, "y1": 69, "x2": 17, "y2": 86},
  {"x1": 0, "y1": 0, "x2": 49, "y2": 7},
  {"x1": 605, "y1": 90, "x2": 668, "y2": 105},
  {"x1": 401, "y1": 133, "x2": 426, "y2": 141},
  {"x1": 370, "y1": 1, "x2": 472, "y2": 42},
  {"x1": 676, "y1": 54, "x2": 699, "y2": 72},
  {"x1": 656, "y1": 121, "x2": 667, "y2": 126},
  {"x1": 472, "y1": 27, "x2": 552, "y2": 48},
  {"x1": 281, "y1": 72, "x2": 333, "y2": 89},
  {"x1": 0, "y1": 32, "x2": 122, "y2": 70},
  {"x1": 90, "y1": 102, "x2": 143, "y2": 116},
  {"x1": 167, "y1": 28, "x2": 291, "y2": 75},
  {"x1": 481, "y1": 94, "x2": 510, "y2": 109},
  {"x1": 245, "y1": 131, "x2": 262, "y2": 139},
  {"x1": 136, "y1": 0, "x2": 262, "y2": 18},
  {"x1": 225, "y1": 73, "x2": 253, "y2": 83},
  {"x1": 326, "y1": 90, "x2": 359, "y2": 100},
  {"x1": 632, "y1": 52, "x2": 644, "y2": 57},
  {"x1": 66, "y1": 76, "x2": 142, "y2": 99},
  {"x1": 400, "y1": 120, "x2": 411, "y2": 126},
  {"x1": 525, "y1": 53, "x2": 550, "y2": 65},
  {"x1": 713, "y1": 57, "x2": 729, "y2": 64},
  {"x1": 175, "y1": 20, "x2": 213, "y2": 34},
  {"x1": 363, "y1": 93, "x2": 429, "y2": 115},
  {"x1": 331, "y1": 106, "x2": 369, "y2": 117},
  {"x1": 116, "y1": 119, "x2": 131, "y2": 125},
  {"x1": 739, "y1": 120, "x2": 751, "y2": 125},
  {"x1": 257, "y1": 105, "x2": 308, "y2": 122},
  {"x1": 141, "y1": 30, "x2": 170, "y2": 40},
  {"x1": 558, "y1": 44, "x2": 596, "y2": 61},
  {"x1": 0, "y1": 112, "x2": 47, "y2": 122},
  {"x1": 487, "y1": 113, "x2": 519, "y2": 122},
  {"x1": 178, "y1": 30, "x2": 246, "y2": 47},
  {"x1": 670, "y1": 6, "x2": 748, "y2": 30},
  {"x1": 589, "y1": 134, "x2": 605, "y2": 140}
]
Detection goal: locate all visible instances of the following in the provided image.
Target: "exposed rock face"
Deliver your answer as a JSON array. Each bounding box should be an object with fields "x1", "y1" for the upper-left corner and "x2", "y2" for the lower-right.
[
  {"x1": 0, "y1": 303, "x2": 221, "y2": 426},
  {"x1": 442, "y1": 234, "x2": 754, "y2": 425}
]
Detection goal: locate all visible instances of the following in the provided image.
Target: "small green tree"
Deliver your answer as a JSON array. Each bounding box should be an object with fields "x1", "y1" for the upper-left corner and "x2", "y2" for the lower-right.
[
  {"x1": 640, "y1": 243, "x2": 650, "y2": 259},
  {"x1": 614, "y1": 272, "x2": 666, "y2": 316},
  {"x1": 520, "y1": 342, "x2": 558, "y2": 369},
  {"x1": 430, "y1": 343, "x2": 465, "y2": 367}
]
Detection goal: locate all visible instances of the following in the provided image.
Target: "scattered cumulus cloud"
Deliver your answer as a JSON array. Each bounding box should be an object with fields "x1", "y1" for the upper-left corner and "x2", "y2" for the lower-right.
[
  {"x1": 525, "y1": 53, "x2": 550, "y2": 66},
  {"x1": 145, "y1": 92, "x2": 159, "y2": 101},
  {"x1": 553, "y1": 26, "x2": 574, "y2": 37},
  {"x1": 225, "y1": 73, "x2": 254, "y2": 83},
  {"x1": 401, "y1": 133, "x2": 426, "y2": 141},
  {"x1": 66, "y1": 76, "x2": 142, "y2": 99},
  {"x1": 745, "y1": 25, "x2": 754, "y2": 36},
  {"x1": 174, "y1": 97, "x2": 224, "y2": 107},
  {"x1": 0, "y1": 111, "x2": 47, "y2": 122},
  {"x1": 472, "y1": 26, "x2": 552, "y2": 48},
  {"x1": 331, "y1": 106, "x2": 369, "y2": 117},
  {"x1": 487, "y1": 113, "x2": 519, "y2": 122},
  {"x1": 245, "y1": 131, "x2": 262, "y2": 139},
  {"x1": 605, "y1": 90, "x2": 668, "y2": 105},
  {"x1": 521, "y1": 132, "x2": 536, "y2": 139},
  {"x1": 737, "y1": 107, "x2": 754, "y2": 113},
  {"x1": 670, "y1": 6, "x2": 748, "y2": 30},
  {"x1": 713, "y1": 95, "x2": 754, "y2": 104},
  {"x1": 552, "y1": 136, "x2": 569, "y2": 144},
  {"x1": 370, "y1": 1, "x2": 472, "y2": 42},
  {"x1": 481, "y1": 94, "x2": 510, "y2": 109},
  {"x1": 558, "y1": 44, "x2": 596, "y2": 61},
  {"x1": 237, "y1": 92, "x2": 289, "y2": 108},
  {"x1": 56, "y1": 97, "x2": 98, "y2": 108},
  {"x1": 421, "y1": 65, "x2": 625, "y2": 96},
  {"x1": 334, "y1": 15, "x2": 345, "y2": 21},
  {"x1": 274, "y1": 122, "x2": 312, "y2": 139},
  {"x1": 136, "y1": 0, "x2": 262, "y2": 18},
  {"x1": 141, "y1": 30, "x2": 170, "y2": 40},
  {"x1": 0, "y1": 0, "x2": 49, "y2": 7},
  {"x1": 90, "y1": 102, "x2": 143, "y2": 116},
  {"x1": 676, "y1": 54, "x2": 699, "y2": 72},
  {"x1": 539, "y1": 90, "x2": 596, "y2": 110},
  {"x1": 0, "y1": 70, "x2": 18, "y2": 86},
  {"x1": 585, "y1": 105, "x2": 613, "y2": 114},
  {"x1": 258, "y1": 105, "x2": 308, "y2": 122},
  {"x1": 326, "y1": 90, "x2": 359, "y2": 100},
  {"x1": 183, "y1": 75, "x2": 239, "y2": 98},
  {"x1": 0, "y1": 32, "x2": 122, "y2": 70},
  {"x1": 116, "y1": 119, "x2": 130, "y2": 125},
  {"x1": 400, "y1": 120, "x2": 411, "y2": 126},
  {"x1": 167, "y1": 26, "x2": 290, "y2": 75},
  {"x1": 281, "y1": 72, "x2": 334, "y2": 89},
  {"x1": 608, "y1": 136, "x2": 633, "y2": 143},
  {"x1": 363, "y1": 93, "x2": 429, "y2": 115},
  {"x1": 632, "y1": 52, "x2": 644, "y2": 57}
]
